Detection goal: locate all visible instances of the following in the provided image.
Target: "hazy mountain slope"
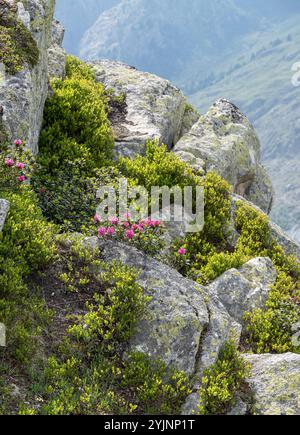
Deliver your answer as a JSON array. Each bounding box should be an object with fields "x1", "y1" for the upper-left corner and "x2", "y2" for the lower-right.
[
  {"x1": 189, "y1": 16, "x2": 300, "y2": 242},
  {"x1": 55, "y1": 0, "x2": 121, "y2": 54},
  {"x1": 79, "y1": 0, "x2": 256, "y2": 79}
]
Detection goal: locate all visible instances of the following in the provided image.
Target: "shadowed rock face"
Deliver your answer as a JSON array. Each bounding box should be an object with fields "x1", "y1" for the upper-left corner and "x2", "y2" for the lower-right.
[
  {"x1": 89, "y1": 59, "x2": 188, "y2": 158},
  {"x1": 244, "y1": 353, "x2": 300, "y2": 415},
  {"x1": 174, "y1": 99, "x2": 274, "y2": 214},
  {"x1": 0, "y1": 0, "x2": 65, "y2": 153}
]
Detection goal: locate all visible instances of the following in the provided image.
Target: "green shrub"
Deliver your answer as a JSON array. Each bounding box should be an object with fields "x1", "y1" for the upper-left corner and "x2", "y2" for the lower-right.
[
  {"x1": 32, "y1": 160, "x2": 101, "y2": 232},
  {"x1": 119, "y1": 140, "x2": 200, "y2": 193},
  {"x1": 0, "y1": 1, "x2": 39, "y2": 75},
  {"x1": 0, "y1": 186, "x2": 56, "y2": 362},
  {"x1": 235, "y1": 202, "x2": 300, "y2": 353},
  {"x1": 244, "y1": 271, "x2": 300, "y2": 354},
  {"x1": 171, "y1": 172, "x2": 233, "y2": 284},
  {"x1": 43, "y1": 352, "x2": 191, "y2": 416},
  {"x1": 0, "y1": 140, "x2": 35, "y2": 192},
  {"x1": 68, "y1": 259, "x2": 149, "y2": 354},
  {"x1": 198, "y1": 342, "x2": 250, "y2": 415},
  {"x1": 38, "y1": 56, "x2": 114, "y2": 175}
]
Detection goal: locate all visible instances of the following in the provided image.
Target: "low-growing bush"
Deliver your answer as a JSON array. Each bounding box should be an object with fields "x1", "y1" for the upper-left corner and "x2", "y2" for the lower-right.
[
  {"x1": 38, "y1": 56, "x2": 114, "y2": 175},
  {"x1": 0, "y1": 185, "x2": 56, "y2": 362},
  {"x1": 119, "y1": 140, "x2": 200, "y2": 193},
  {"x1": 198, "y1": 341, "x2": 250, "y2": 415}
]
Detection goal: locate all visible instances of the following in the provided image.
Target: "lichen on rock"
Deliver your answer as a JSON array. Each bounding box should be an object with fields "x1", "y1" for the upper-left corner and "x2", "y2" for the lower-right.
[
  {"x1": 0, "y1": 0, "x2": 64, "y2": 153},
  {"x1": 174, "y1": 99, "x2": 274, "y2": 213}
]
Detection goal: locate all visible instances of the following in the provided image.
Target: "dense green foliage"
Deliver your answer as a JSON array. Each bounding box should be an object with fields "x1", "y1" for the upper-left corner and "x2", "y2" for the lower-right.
[
  {"x1": 119, "y1": 140, "x2": 200, "y2": 193},
  {"x1": 0, "y1": 186, "x2": 56, "y2": 362},
  {"x1": 0, "y1": 0, "x2": 39, "y2": 74},
  {"x1": 34, "y1": 57, "x2": 115, "y2": 230},
  {"x1": 236, "y1": 203, "x2": 300, "y2": 354},
  {"x1": 198, "y1": 342, "x2": 250, "y2": 415},
  {"x1": 38, "y1": 56, "x2": 114, "y2": 175}
]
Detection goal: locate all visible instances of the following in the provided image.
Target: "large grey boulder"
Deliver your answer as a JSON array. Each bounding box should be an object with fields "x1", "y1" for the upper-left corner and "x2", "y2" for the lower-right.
[
  {"x1": 83, "y1": 237, "x2": 242, "y2": 417},
  {"x1": 245, "y1": 353, "x2": 300, "y2": 415},
  {"x1": 0, "y1": 0, "x2": 61, "y2": 153},
  {"x1": 0, "y1": 199, "x2": 9, "y2": 232},
  {"x1": 85, "y1": 238, "x2": 241, "y2": 380},
  {"x1": 89, "y1": 60, "x2": 187, "y2": 159},
  {"x1": 208, "y1": 257, "x2": 277, "y2": 324},
  {"x1": 174, "y1": 99, "x2": 274, "y2": 213},
  {"x1": 93, "y1": 238, "x2": 209, "y2": 375}
]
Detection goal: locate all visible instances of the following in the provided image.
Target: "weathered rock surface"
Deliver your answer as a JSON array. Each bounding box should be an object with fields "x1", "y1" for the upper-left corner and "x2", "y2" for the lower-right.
[
  {"x1": 89, "y1": 60, "x2": 188, "y2": 158},
  {"x1": 0, "y1": 0, "x2": 63, "y2": 153},
  {"x1": 93, "y1": 238, "x2": 209, "y2": 375},
  {"x1": 83, "y1": 237, "x2": 243, "y2": 415},
  {"x1": 48, "y1": 19, "x2": 66, "y2": 80},
  {"x1": 0, "y1": 199, "x2": 9, "y2": 232},
  {"x1": 245, "y1": 353, "x2": 300, "y2": 415},
  {"x1": 182, "y1": 293, "x2": 242, "y2": 415},
  {"x1": 232, "y1": 194, "x2": 300, "y2": 260},
  {"x1": 174, "y1": 99, "x2": 274, "y2": 213},
  {"x1": 208, "y1": 257, "x2": 277, "y2": 324}
]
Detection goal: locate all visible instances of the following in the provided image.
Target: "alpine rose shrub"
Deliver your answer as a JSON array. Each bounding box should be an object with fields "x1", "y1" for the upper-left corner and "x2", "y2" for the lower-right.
[
  {"x1": 0, "y1": 139, "x2": 34, "y2": 192},
  {"x1": 95, "y1": 214, "x2": 165, "y2": 255}
]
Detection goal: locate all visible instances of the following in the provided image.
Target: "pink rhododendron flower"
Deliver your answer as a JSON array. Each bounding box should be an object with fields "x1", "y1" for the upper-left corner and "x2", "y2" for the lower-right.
[
  {"x1": 125, "y1": 229, "x2": 135, "y2": 240},
  {"x1": 109, "y1": 217, "x2": 119, "y2": 225},
  {"x1": 137, "y1": 225, "x2": 144, "y2": 232},
  {"x1": 94, "y1": 214, "x2": 102, "y2": 224},
  {"x1": 145, "y1": 218, "x2": 156, "y2": 227},
  {"x1": 18, "y1": 175, "x2": 26, "y2": 182},
  {"x1": 14, "y1": 139, "x2": 23, "y2": 146},
  {"x1": 178, "y1": 248, "x2": 187, "y2": 255},
  {"x1": 98, "y1": 227, "x2": 107, "y2": 237},
  {"x1": 154, "y1": 220, "x2": 161, "y2": 227},
  {"x1": 123, "y1": 221, "x2": 130, "y2": 229},
  {"x1": 5, "y1": 159, "x2": 14, "y2": 167},
  {"x1": 107, "y1": 226, "x2": 115, "y2": 235},
  {"x1": 16, "y1": 162, "x2": 25, "y2": 170},
  {"x1": 131, "y1": 224, "x2": 139, "y2": 231}
]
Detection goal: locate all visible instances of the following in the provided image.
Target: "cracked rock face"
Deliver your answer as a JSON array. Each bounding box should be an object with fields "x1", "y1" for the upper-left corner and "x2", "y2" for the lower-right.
[
  {"x1": 208, "y1": 257, "x2": 277, "y2": 324},
  {"x1": 48, "y1": 19, "x2": 66, "y2": 80},
  {"x1": 91, "y1": 238, "x2": 210, "y2": 375},
  {"x1": 0, "y1": 199, "x2": 9, "y2": 232},
  {"x1": 0, "y1": 0, "x2": 64, "y2": 153},
  {"x1": 174, "y1": 99, "x2": 274, "y2": 214},
  {"x1": 85, "y1": 237, "x2": 243, "y2": 415},
  {"x1": 89, "y1": 60, "x2": 187, "y2": 159},
  {"x1": 245, "y1": 353, "x2": 300, "y2": 415}
]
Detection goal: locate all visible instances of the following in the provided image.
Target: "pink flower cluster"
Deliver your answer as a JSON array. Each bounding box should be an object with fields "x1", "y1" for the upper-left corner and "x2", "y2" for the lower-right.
[
  {"x1": 4, "y1": 140, "x2": 27, "y2": 184},
  {"x1": 177, "y1": 247, "x2": 187, "y2": 256},
  {"x1": 95, "y1": 214, "x2": 162, "y2": 241}
]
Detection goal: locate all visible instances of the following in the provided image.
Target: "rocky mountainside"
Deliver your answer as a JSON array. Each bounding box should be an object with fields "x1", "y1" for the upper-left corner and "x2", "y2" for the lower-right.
[
  {"x1": 55, "y1": 0, "x2": 300, "y2": 244},
  {"x1": 0, "y1": 0, "x2": 300, "y2": 416}
]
